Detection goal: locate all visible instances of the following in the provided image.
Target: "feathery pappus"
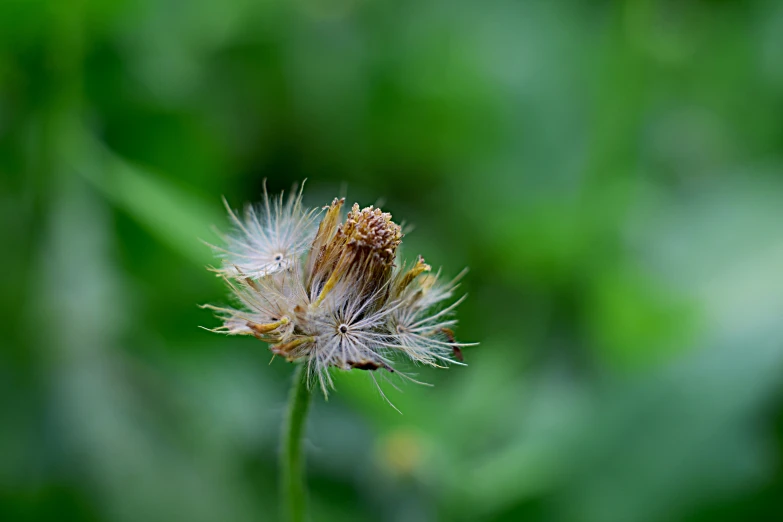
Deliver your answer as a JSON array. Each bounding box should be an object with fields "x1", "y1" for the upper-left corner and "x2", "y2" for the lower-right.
[{"x1": 203, "y1": 182, "x2": 473, "y2": 401}]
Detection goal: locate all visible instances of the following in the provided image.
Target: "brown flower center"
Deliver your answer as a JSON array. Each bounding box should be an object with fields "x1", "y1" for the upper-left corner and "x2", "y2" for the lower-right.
[{"x1": 309, "y1": 202, "x2": 402, "y2": 306}]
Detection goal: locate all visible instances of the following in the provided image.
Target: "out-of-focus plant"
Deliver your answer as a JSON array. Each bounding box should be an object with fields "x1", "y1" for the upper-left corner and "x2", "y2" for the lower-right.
[{"x1": 203, "y1": 184, "x2": 472, "y2": 521}]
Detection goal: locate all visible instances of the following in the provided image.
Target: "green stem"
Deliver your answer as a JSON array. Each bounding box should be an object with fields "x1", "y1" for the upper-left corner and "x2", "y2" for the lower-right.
[{"x1": 281, "y1": 364, "x2": 312, "y2": 522}]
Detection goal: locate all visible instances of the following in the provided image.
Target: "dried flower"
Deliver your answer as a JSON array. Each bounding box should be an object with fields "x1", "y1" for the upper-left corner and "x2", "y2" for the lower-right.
[
  {"x1": 213, "y1": 184, "x2": 319, "y2": 278},
  {"x1": 204, "y1": 183, "x2": 472, "y2": 399}
]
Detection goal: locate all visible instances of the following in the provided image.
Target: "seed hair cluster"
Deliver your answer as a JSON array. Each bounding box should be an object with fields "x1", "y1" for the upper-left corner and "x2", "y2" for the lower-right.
[{"x1": 204, "y1": 183, "x2": 471, "y2": 399}]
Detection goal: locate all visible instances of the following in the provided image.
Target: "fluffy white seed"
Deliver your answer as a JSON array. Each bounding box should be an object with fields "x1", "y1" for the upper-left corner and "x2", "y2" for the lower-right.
[{"x1": 205, "y1": 186, "x2": 471, "y2": 399}]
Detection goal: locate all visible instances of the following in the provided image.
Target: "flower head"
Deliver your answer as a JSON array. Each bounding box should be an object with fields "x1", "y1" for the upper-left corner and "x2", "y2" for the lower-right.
[
  {"x1": 204, "y1": 183, "x2": 473, "y2": 399},
  {"x1": 211, "y1": 182, "x2": 319, "y2": 278}
]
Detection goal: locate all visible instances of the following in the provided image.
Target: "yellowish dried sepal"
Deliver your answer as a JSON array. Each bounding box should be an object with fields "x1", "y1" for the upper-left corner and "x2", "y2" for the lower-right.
[
  {"x1": 247, "y1": 316, "x2": 290, "y2": 336},
  {"x1": 305, "y1": 198, "x2": 344, "y2": 289},
  {"x1": 394, "y1": 255, "x2": 431, "y2": 297},
  {"x1": 272, "y1": 336, "x2": 316, "y2": 359}
]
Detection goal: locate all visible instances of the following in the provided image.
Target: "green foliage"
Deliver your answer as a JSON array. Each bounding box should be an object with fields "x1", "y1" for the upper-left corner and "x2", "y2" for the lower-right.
[{"x1": 2, "y1": 1, "x2": 783, "y2": 521}]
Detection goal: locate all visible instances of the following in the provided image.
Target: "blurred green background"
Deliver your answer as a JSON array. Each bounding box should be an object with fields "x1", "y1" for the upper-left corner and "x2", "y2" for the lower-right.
[{"x1": 3, "y1": 0, "x2": 783, "y2": 521}]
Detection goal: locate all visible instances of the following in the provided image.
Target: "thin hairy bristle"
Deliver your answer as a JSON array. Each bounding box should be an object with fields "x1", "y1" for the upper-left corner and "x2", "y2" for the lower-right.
[{"x1": 213, "y1": 182, "x2": 320, "y2": 279}]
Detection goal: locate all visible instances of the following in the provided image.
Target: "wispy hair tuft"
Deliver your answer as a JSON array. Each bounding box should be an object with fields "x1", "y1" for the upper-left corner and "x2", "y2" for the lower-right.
[{"x1": 203, "y1": 182, "x2": 473, "y2": 403}]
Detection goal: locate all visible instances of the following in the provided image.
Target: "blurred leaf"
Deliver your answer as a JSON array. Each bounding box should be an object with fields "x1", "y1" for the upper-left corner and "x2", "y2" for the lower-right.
[{"x1": 78, "y1": 137, "x2": 222, "y2": 265}]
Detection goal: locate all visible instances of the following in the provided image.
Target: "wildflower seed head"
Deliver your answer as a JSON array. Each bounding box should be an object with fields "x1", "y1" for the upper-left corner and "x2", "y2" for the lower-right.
[
  {"x1": 204, "y1": 184, "x2": 473, "y2": 400},
  {"x1": 211, "y1": 182, "x2": 318, "y2": 278}
]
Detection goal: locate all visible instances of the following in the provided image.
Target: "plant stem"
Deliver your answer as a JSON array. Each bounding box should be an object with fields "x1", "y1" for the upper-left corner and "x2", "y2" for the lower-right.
[{"x1": 281, "y1": 363, "x2": 312, "y2": 522}]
